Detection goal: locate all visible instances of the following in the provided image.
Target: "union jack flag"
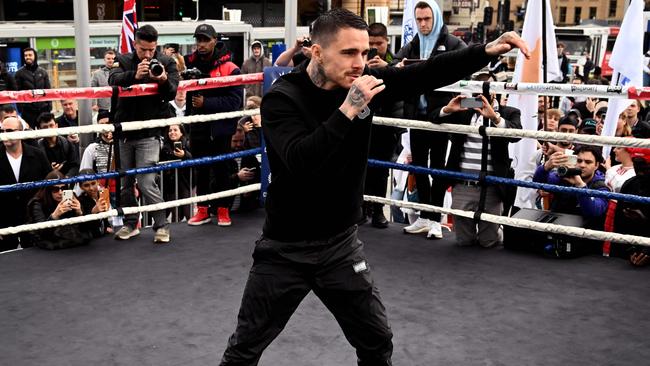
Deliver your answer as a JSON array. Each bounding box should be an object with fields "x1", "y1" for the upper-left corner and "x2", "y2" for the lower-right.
[{"x1": 119, "y1": 0, "x2": 138, "y2": 54}]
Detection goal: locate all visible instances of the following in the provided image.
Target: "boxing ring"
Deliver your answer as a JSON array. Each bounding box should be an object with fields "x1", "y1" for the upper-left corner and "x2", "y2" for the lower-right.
[{"x1": 1, "y1": 73, "x2": 650, "y2": 365}]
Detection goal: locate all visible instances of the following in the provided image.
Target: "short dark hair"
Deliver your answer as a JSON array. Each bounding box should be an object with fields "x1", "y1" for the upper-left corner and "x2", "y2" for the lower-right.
[
  {"x1": 415, "y1": 1, "x2": 432, "y2": 10},
  {"x1": 135, "y1": 25, "x2": 158, "y2": 43},
  {"x1": 311, "y1": 8, "x2": 368, "y2": 48},
  {"x1": 23, "y1": 47, "x2": 36, "y2": 56},
  {"x1": 575, "y1": 145, "x2": 604, "y2": 164},
  {"x1": 104, "y1": 49, "x2": 116, "y2": 56},
  {"x1": 37, "y1": 112, "x2": 55, "y2": 126},
  {"x1": 0, "y1": 104, "x2": 16, "y2": 114},
  {"x1": 368, "y1": 23, "x2": 388, "y2": 38}
]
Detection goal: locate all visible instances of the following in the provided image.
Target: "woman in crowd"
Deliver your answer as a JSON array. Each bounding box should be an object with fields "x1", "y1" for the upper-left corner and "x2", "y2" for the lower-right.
[
  {"x1": 160, "y1": 124, "x2": 193, "y2": 221},
  {"x1": 238, "y1": 96, "x2": 262, "y2": 148},
  {"x1": 27, "y1": 171, "x2": 93, "y2": 249}
]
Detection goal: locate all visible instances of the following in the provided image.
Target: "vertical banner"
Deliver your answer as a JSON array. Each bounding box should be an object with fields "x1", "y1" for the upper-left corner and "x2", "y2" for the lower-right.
[
  {"x1": 600, "y1": 0, "x2": 644, "y2": 159},
  {"x1": 5, "y1": 48, "x2": 22, "y2": 75},
  {"x1": 259, "y1": 66, "x2": 293, "y2": 205},
  {"x1": 402, "y1": 0, "x2": 416, "y2": 47},
  {"x1": 509, "y1": 0, "x2": 560, "y2": 209}
]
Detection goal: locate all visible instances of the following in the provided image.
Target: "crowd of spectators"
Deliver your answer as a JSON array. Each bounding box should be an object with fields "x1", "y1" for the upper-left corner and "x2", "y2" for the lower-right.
[{"x1": 0, "y1": 16, "x2": 649, "y2": 269}]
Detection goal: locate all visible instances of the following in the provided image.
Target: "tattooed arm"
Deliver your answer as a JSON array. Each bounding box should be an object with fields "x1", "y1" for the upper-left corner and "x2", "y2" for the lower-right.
[{"x1": 338, "y1": 75, "x2": 385, "y2": 120}]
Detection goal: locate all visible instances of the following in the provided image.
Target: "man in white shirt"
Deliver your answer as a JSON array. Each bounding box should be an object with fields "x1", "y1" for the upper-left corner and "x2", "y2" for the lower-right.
[{"x1": 0, "y1": 117, "x2": 51, "y2": 252}]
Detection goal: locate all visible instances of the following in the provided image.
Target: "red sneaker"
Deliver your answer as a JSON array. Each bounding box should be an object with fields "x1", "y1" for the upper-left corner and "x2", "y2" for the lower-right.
[
  {"x1": 217, "y1": 207, "x2": 231, "y2": 226},
  {"x1": 188, "y1": 206, "x2": 211, "y2": 226}
]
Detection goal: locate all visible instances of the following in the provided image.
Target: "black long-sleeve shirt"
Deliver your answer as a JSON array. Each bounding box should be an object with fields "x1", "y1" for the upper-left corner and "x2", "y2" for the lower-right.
[{"x1": 261, "y1": 44, "x2": 494, "y2": 241}]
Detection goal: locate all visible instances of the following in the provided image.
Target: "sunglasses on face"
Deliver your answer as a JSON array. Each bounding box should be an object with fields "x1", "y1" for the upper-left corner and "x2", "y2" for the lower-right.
[{"x1": 49, "y1": 185, "x2": 66, "y2": 192}]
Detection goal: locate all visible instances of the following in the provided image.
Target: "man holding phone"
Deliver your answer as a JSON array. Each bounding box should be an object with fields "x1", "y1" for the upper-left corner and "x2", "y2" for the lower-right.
[
  {"x1": 396, "y1": 0, "x2": 468, "y2": 239},
  {"x1": 432, "y1": 73, "x2": 522, "y2": 248}
]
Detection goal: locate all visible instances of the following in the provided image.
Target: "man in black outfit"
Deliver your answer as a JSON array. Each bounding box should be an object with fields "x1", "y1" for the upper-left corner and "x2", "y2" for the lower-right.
[
  {"x1": 14, "y1": 48, "x2": 52, "y2": 127},
  {"x1": 219, "y1": 8, "x2": 528, "y2": 365},
  {"x1": 0, "y1": 116, "x2": 51, "y2": 252}
]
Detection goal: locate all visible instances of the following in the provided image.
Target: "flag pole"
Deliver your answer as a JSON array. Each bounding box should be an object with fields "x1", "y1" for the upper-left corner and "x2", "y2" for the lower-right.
[{"x1": 541, "y1": 0, "x2": 549, "y2": 132}]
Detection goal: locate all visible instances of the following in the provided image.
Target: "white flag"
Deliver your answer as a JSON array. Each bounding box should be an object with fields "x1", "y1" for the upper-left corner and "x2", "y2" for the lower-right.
[
  {"x1": 508, "y1": 0, "x2": 561, "y2": 209},
  {"x1": 402, "y1": 0, "x2": 416, "y2": 46},
  {"x1": 601, "y1": 0, "x2": 645, "y2": 159}
]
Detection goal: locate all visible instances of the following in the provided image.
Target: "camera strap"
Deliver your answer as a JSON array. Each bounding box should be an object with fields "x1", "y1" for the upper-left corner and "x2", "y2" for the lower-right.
[{"x1": 474, "y1": 81, "x2": 492, "y2": 223}]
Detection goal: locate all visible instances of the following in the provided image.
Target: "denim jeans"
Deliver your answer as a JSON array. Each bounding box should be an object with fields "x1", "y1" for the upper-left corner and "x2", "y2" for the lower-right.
[{"x1": 119, "y1": 136, "x2": 167, "y2": 230}]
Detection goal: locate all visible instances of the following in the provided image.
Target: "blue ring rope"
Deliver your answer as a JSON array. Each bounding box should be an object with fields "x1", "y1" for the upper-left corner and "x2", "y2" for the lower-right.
[
  {"x1": 368, "y1": 159, "x2": 650, "y2": 206},
  {"x1": 0, "y1": 148, "x2": 263, "y2": 193}
]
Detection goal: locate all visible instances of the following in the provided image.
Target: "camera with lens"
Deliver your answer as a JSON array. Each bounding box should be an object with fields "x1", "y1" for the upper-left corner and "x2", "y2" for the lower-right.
[
  {"x1": 149, "y1": 58, "x2": 164, "y2": 77},
  {"x1": 302, "y1": 38, "x2": 312, "y2": 47},
  {"x1": 557, "y1": 166, "x2": 582, "y2": 177},
  {"x1": 180, "y1": 67, "x2": 204, "y2": 80}
]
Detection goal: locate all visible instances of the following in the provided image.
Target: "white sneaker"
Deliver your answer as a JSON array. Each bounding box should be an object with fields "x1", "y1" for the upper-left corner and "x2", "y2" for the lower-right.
[
  {"x1": 427, "y1": 221, "x2": 443, "y2": 239},
  {"x1": 403, "y1": 218, "x2": 432, "y2": 234}
]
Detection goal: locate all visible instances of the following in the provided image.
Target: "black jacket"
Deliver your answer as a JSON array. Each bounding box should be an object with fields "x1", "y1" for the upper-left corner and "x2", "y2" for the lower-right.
[
  {"x1": 184, "y1": 42, "x2": 243, "y2": 139},
  {"x1": 109, "y1": 51, "x2": 179, "y2": 140},
  {"x1": 261, "y1": 44, "x2": 493, "y2": 241},
  {"x1": 38, "y1": 136, "x2": 80, "y2": 177},
  {"x1": 0, "y1": 143, "x2": 52, "y2": 229},
  {"x1": 395, "y1": 26, "x2": 468, "y2": 120},
  {"x1": 431, "y1": 104, "x2": 522, "y2": 179},
  {"x1": 14, "y1": 56, "x2": 52, "y2": 114}
]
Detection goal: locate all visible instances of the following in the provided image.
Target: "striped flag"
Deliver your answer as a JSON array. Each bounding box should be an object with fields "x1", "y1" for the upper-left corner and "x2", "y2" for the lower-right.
[
  {"x1": 600, "y1": 0, "x2": 644, "y2": 159},
  {"x1": 119, "y1": 0, "x2": 138, "y2": 54},
  {"x1": 508, "y1": 0, "x2": 560, "y2": 209}
]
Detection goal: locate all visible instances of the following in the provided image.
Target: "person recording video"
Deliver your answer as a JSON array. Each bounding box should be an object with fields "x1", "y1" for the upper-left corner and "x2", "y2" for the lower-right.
[{"x1": 533, "y1": 144, "x2": 610, "y2": 230}]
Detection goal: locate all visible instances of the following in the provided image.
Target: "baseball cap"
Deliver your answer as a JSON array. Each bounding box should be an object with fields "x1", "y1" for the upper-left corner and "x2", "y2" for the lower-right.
[
  {"x1": 626, "y1": 145, "x2": 650, "y2": 164},
  {"x1": 567, "y1": 108, "x2": 582, "y2": 120},
  {"x1": 194, "y1": 24, "x2": 217, "y2": 39},
  {"x1": 558, "y1": 116, "x2": 578, "y2": 129},
  {"x1": 580, "y1": 118, "x2": 597, "y2": 134}
]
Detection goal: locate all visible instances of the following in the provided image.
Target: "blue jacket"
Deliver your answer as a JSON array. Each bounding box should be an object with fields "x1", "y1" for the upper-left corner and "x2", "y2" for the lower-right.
[{"x1": 533, "y1": 166, "x2": 610, "y2": 228}]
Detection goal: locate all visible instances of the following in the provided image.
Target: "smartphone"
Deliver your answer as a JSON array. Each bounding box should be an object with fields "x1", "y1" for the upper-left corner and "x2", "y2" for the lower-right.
[
  {"x1": 100, "y1": 188, "x2": 110, "y2": 204},
  {"x1": 62, "y1": 190, "x2": 74, "y2": 202},
  {"x1": 403, "y1": 58, "x2": 425, "y2": 65},
  {"x1": 460, "y1": 97, "x2": 484, "y2": 109},
  {"x1": 367, "y1": 48, "x2": 378, "y2": 59},
  {"x1": 173, "y1": 141, "x2": 182, "y2": 150}
]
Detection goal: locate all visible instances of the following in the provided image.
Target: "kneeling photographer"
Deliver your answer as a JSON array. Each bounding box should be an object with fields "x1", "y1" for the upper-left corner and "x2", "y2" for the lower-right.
[{"x1": 533, "y1": 144, "x2": 610, "y2": 231}]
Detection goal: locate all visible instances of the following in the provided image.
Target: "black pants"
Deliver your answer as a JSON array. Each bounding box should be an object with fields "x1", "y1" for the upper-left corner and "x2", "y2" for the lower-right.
[
  {"x1": 365, "y1": 125, "x2": 398, "y2": 200},
  {"x1": 190, "y1": 135, "x2": 233, "y2": 210},
  {"x1": 220, "y1": 226, "x2": 393, "y2": 366},
  {"x1": 410, "y1": 128, "x2": 449, "y2": 222}
]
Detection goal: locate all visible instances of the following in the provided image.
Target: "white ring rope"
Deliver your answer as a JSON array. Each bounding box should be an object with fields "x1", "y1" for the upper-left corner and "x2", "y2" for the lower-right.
[
  {"x1": 0, "y1": 184, "x2": 260, "y2": 237},
  {"x1": 0, "y1": 109, "x2": 260, "y2": 142},
  {"x1": 364, "y1": 195, "x2": 650, "y2": 247},
  {"x1": 373, "y1": 116, "x2": 650, "y2": 149},
  {"x1": 437, "y1": 80, "x2": 645, "y2": 99}
]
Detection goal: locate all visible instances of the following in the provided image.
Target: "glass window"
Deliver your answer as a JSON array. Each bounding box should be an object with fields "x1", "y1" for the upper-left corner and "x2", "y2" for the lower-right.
[
  {"x1": 574, "y1": 7, "x2": 582, "y2": 25},
  {"x1": 589, "y1": 7, "x2": 597, "y2": 19},
  {"x1": 609, "y1": 0, "x2": 617, "y2": 17},
  {"x1": 559, "y1": 7, "x2": 567, "y2": 23}
]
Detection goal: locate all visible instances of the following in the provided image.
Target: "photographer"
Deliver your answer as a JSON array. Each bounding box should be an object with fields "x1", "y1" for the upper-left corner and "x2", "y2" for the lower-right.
[
  {"x1": 77, "y1": 169, "x2": 111, "y2": 237},
  {"x1": 183, "y1": 24, "x2": 243, "y2": 227},
  {"x1": 109, "y1": 24, "x2": 179, "y2": 244},
  {"x1": 160, "y1": 124, "x2": 192, "y2": 222},
  {"x1": 533, "y1": 145, "x2": 610, "y2": 230}
]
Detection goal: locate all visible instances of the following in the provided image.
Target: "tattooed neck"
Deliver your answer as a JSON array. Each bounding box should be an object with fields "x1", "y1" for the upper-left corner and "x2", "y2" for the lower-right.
[{"x1": 307, "y1": 61, "x2": 330, "y2": 89}]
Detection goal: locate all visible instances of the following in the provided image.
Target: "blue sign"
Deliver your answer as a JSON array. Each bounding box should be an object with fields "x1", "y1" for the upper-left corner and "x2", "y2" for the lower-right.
[
  {"x1": 6, "y1": 47, "x2": 22, "y2": 75},
  {"x1": 259, "y1": 66, "x2": 293, "y2": 205}
]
